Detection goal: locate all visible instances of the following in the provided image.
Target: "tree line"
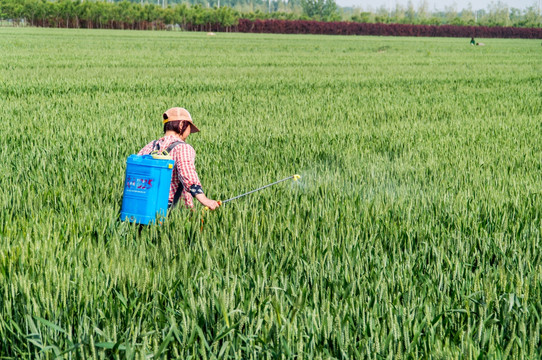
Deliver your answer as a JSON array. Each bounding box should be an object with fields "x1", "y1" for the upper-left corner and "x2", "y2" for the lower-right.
[
  {"x1": 0, "y1": 0, "x2": 240, "y2": 30},
  {"x1": 0, "y1": 0, "x2": 540, "y2": 30},
  {"x1": 347, "y1": 1, "x2": 542, "y2": 28}
]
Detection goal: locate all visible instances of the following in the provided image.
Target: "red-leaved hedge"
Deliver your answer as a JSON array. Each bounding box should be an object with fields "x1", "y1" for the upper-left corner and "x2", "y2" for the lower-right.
[{"x1": 237, "y1": 19, "x2": 542, "y2": 39}]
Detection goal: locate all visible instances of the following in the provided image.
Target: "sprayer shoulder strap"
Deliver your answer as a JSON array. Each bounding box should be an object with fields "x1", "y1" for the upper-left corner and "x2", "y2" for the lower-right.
[
  {"x1": 151, "y1": 140, "x2": 184, "y2": 155},
  {"x1": 165, "y1": 141, "x2": 185, "y2": 154},
  {"x1": 168, "y1": 140, "x2": 186, "y2": 208}
]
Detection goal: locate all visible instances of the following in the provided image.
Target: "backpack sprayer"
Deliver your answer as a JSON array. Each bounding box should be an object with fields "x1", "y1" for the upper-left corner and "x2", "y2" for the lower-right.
[
  {"x1": 120, "y1": 142, "x2": 183, "y2": 225},
  {"x1": 120, "y1": 149, "x2": 301, "y2": 225},
  {"x1": 206, "y1": 174, "x2": 302, "y2": 210}
]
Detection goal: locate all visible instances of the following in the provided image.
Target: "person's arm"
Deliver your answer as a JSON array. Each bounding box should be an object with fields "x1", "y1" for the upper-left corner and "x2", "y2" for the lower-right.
[{"x1": 175, "y1": 144, "x2": 219, "y2": 210}]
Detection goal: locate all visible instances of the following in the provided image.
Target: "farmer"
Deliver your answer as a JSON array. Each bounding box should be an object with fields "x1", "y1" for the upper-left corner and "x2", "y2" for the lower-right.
[{"x1": 138, "y1": 107, "x2": 220, "y2": 210}]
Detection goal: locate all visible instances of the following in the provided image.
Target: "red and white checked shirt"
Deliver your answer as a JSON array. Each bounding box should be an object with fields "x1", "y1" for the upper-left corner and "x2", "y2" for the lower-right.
[{"x1": 138, "y1": 136, "x2": 202, "y2": 208}]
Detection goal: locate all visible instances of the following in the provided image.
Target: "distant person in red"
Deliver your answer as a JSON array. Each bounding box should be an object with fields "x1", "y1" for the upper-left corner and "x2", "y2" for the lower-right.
[{"x1": 138, "y1": 107, "x2": 220, "y2": 210}]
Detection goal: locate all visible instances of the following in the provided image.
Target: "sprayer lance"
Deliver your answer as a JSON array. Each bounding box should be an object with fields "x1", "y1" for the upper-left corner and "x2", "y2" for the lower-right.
[
  {"x1": 205, "y1": 174, "x2": 301, "y2": 210},
  {"x1": 220, "y1": 174, "x2": 301, "y2": 204}
]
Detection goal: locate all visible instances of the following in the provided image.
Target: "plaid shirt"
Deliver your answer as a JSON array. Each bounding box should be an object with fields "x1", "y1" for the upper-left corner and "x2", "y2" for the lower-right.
[{"x1": 138, "y1": 135, "x2": 202, "y2": 208}]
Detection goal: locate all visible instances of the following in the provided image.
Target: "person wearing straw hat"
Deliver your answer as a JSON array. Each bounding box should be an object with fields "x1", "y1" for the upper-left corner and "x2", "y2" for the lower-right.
[{"x1": 138, "y1": 107, "x2": 220, "y2": 210}]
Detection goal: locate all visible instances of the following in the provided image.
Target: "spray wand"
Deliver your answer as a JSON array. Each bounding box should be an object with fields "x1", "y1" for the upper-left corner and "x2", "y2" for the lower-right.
[
  {"x1": 207, "y1": 174, "x2": 301, "y2": 209},
  {"x1": 201, "y1": 174, "x2": 301, "y2": 229}
]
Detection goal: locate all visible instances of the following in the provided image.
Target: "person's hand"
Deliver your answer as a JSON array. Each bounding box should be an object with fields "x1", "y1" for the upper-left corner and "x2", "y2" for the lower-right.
[
  {"x1": 195, "y1": 193, "x2": 221, "y2": 210},
  {"x1": 203, "y1": 199, "x2": 220, "y2": 210}
]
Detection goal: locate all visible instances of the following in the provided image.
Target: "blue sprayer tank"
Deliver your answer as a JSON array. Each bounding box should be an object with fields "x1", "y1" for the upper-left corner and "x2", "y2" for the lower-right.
[{"x1": 120, "y1": 155, "x2": 175, "y2": 225}]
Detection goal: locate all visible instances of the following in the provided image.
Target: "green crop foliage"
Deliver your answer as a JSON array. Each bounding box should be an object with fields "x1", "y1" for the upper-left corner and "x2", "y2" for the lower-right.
[{"x1": 1, "y1": 28, "x2": 542, "y2": 359}]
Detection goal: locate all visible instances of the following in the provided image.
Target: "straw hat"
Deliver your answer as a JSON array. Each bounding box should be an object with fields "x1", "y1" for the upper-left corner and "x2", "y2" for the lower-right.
[{"x1": 162, "y1": 107, "x2": 200, "y2": 133}]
